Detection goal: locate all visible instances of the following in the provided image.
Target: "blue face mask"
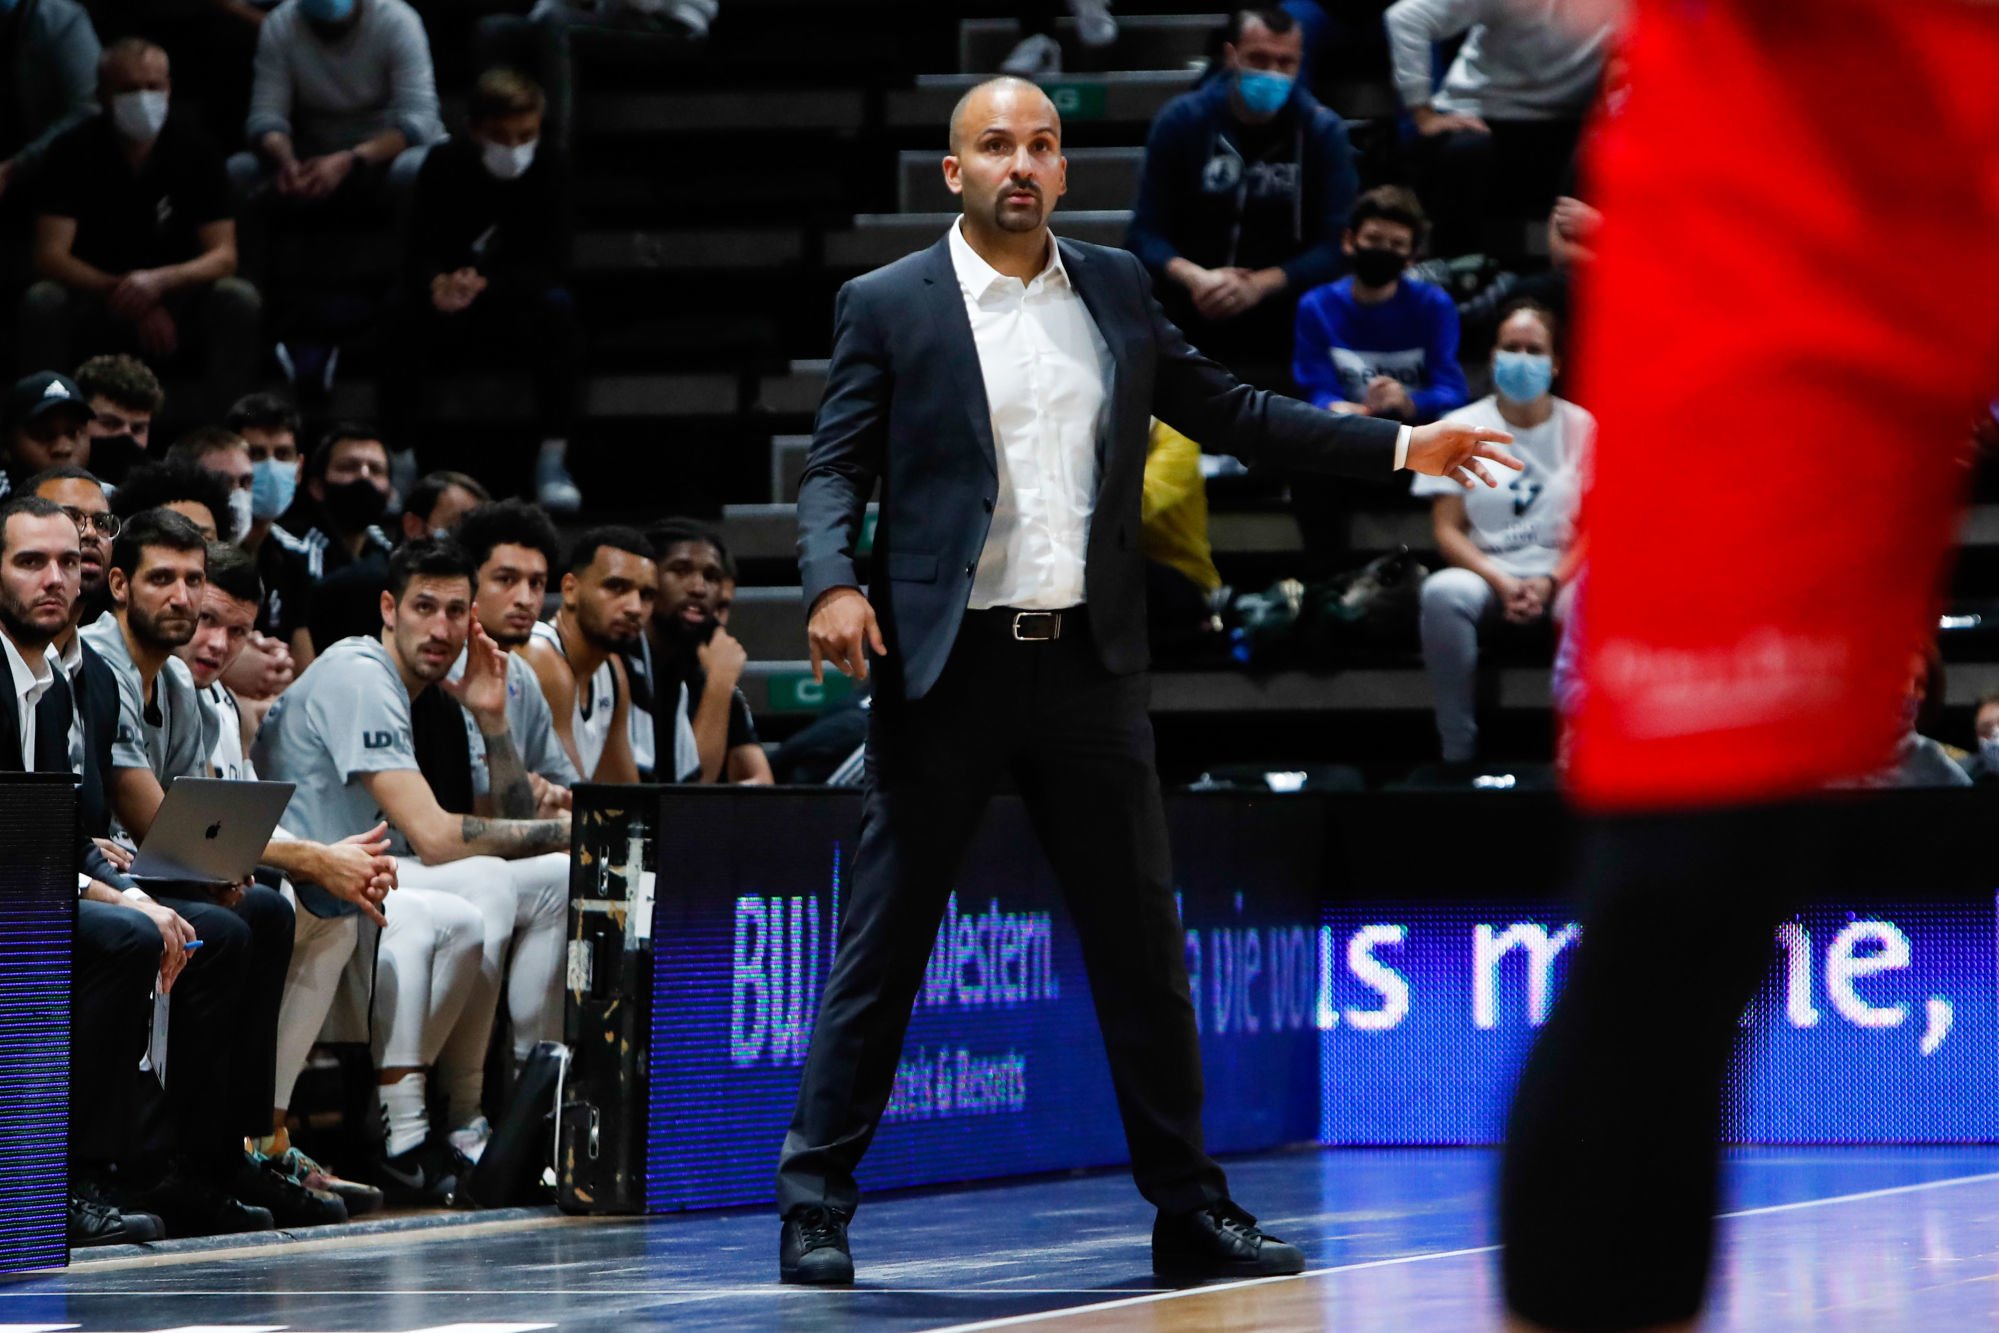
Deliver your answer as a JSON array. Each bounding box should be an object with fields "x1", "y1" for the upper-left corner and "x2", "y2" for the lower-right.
[
  {"x1": 1493, "y1": 350, "x2": 1554, "y2": 404},
  {"x1": 1235, "y1": 69, "x2": 1294, "y2": 117},
  {"x1": 300, "y1": 0, "x2": 356, "y2": 23},
  {"x1": 251, "y1": 457, "x2": 298, "y2": 521}
]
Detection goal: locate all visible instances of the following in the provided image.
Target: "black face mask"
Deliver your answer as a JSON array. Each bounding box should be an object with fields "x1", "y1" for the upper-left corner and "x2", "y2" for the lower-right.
[
  {"x1": 321, "y1": 477, "x2": 388, "y2": 531},
  {"x1": 1350, "y1": 246, "x2": 1406, "y2": 288},
  {"x1": 89, "y1": 434, "x2": 143, "y2": 486}
]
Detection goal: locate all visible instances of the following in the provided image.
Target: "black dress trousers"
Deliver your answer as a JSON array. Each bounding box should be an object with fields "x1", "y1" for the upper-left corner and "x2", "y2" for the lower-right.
[{"x1": 777, "y1": 608, "x2": 1228, "y2": 1218}]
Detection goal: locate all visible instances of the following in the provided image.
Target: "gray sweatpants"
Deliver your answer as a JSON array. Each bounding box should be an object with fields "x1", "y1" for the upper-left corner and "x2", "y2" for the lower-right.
[{"x1": 1419, "y1": 566, "x2": 1571, "y2": 763}]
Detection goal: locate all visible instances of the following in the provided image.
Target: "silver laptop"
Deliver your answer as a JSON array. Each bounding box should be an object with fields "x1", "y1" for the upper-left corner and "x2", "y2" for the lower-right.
[{"x1": 128, "y1": 777, "x2": 295, "y2": 886}]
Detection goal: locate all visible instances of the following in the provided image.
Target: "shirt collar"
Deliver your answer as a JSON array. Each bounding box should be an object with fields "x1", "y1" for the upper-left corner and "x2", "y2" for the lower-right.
[
  {"x1": 0, "y1": 630, "x2": 55, "y2": 699},
  {"x1": 948, "y1": 216, "x2": 1070, "y2": 302},
  {"x1": 59, "y1": 631, "x2": 81, "y2": 677}
]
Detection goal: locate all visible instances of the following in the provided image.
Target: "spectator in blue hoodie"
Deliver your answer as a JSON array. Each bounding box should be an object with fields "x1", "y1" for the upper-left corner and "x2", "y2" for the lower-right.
[
  {"x1": 1291, "y1": 185, "x2": 1467, "y2": 424},
  {"x1": 1125, "y1": 7, "x2": 1358, "y2": 374}
]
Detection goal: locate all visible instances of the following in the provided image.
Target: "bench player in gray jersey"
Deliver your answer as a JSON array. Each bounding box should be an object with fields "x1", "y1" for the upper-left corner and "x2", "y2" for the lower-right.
[{"x1": 256, "y1": 537, "x2": 569, "y2": 1201}]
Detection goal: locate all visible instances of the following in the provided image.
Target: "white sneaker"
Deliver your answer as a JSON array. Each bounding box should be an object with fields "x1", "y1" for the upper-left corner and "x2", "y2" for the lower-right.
[
  {"x1": 1001, "y1": 32, "x2": 1062, "y2": 78},
  {"x1": 1069, "y1": 0, "x2": 1118, "y2": 48},
  {"x1": 448, "y1": 1116, "x2": 492, "y2": 1165}
]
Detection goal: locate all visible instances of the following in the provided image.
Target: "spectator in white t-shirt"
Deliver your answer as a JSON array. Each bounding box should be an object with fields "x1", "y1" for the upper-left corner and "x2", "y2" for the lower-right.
[{"x1": 1412, "y1": 300, "x2": 1589, "y2": 762}]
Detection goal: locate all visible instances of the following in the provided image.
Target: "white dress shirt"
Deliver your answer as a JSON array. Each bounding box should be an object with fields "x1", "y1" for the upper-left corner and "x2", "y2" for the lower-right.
[
  {"x1": 1, "y1": 631, "x2": 59, "y2": 769},
  {"x1": 949, "y1": 219, "x2": 1113, "y2": 611}
]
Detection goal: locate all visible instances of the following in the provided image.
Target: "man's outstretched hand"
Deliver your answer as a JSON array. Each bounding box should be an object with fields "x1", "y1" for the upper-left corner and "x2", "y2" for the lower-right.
[{"x1": 1405, "y1": 421, "x2": 1522, "y2": 488}]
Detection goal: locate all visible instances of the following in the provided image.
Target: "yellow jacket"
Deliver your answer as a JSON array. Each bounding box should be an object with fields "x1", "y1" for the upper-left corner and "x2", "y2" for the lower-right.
[{"x1": 1141, "y1": 421, "x2": 1223, "y2": 594}]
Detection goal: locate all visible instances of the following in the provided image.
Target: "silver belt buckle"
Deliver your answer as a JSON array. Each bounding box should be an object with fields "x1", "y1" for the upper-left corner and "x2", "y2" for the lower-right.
[{"x1": 1011, "y1": 611, "x2": 1061, "y2": 641}]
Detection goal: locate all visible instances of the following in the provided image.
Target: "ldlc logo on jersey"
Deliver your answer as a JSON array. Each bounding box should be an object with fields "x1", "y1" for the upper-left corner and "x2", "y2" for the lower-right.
[{"x1": 362, "y1": 729, "x2": 397, "y2": 750}]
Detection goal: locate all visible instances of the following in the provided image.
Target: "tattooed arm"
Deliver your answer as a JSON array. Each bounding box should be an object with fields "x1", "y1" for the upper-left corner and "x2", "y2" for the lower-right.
[{"x1": 359, "y1": 769, "x2": 571, "y2": 863}]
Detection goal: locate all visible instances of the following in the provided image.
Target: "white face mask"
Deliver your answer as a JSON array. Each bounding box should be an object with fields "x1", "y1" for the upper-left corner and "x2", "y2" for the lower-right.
[
  {"x1": 1980, "y1": 733, "x2": 1999, "y2": 770},
  {"x1": 227, "y1": 488, "x2": 255, "y2": 542},
  {"x1": 111, "y1": 90, "x2": 170, "y2": 143},
  {"x1": 481, "y1": 138, "x2": 537, "y2": 181}
]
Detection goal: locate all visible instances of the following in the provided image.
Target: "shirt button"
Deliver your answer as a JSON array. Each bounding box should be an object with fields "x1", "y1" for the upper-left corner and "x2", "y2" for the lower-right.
[{"x1": 964, "y1": 561, "x2": 977, "y2": 578}]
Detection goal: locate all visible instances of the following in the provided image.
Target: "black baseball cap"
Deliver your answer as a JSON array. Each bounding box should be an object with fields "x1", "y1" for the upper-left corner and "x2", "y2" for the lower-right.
[{"x1": 5, "y1": 372, "x2": 96, "y2": 432}]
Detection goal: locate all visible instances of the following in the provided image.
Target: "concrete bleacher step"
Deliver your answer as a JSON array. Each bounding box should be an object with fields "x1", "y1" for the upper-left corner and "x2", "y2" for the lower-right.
[
  {"x1": 897, "y1": 146, "x2": 1144, "y2": 214},
  {"x1": 888, "y1": 70, "x2": 1199, "y2": 130},
  {"x1": 573, "y1": 228, "x2": 806, "y2": 273},
  {"x1": 957, "y1": 14, "x2": 1222, "y2": 74},
  {"x1": 826, "y1": 209, "x2": 1132, "y2": 269},
  {"x1": 581, "y1": 89, "x2": 866, "y2": 136},
  {"x1": 325, "y1": 371, "x2": 743, "y2": 423}
]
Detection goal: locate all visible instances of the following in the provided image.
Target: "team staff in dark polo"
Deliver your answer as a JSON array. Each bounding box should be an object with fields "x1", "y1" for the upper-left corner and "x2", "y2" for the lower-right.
[{"x1": 779, "y1": 75, "x2": 1520, "y2": 1286}]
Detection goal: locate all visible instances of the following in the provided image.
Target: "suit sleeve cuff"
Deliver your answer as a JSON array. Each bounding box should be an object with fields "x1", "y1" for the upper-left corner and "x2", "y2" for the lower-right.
[{"x1": 1393, "y1": 424, "x2": 1412, "y2": 471}]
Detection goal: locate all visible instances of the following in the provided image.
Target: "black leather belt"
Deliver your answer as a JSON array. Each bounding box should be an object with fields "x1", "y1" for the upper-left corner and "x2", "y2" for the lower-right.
[
  {"x1": 965, "y1": 607, "x2": 1081, "y2": 642},
  {"x1": 1009, "y1": 610, "x2": 1064, "y2": 641}
]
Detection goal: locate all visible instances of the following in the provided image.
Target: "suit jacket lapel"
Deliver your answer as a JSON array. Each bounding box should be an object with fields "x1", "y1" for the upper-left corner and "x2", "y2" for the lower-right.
[
  {"x1": 1057, "y1": 238, "x2": 1127, "y2": 480},
  {"x1": 920, "y1": 236, "x2": 999, "y2": 478},
  {"x1": 0, "y1": 675, "x2": 22, "y2": 773}
]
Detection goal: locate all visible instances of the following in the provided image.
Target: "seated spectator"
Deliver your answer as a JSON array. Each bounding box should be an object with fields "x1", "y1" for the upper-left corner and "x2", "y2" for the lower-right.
[
  {"x1": 1, "y1": 372, "x2": 94, "y2": 500},
  {"x1": 1962, "y1": 687, "x2": 1999, "y2": 784},
  {"x1": 270, "y1": 423, "x2": 395, "y2": 663},
  {"x1": 450, "y1": 498, "x2": 580, "y2": 801},
  {"x1": 476, "y1": 0, "x2": 715, "y2": 152},
  {"x1": 385, "y1": 69, "x2": 583, "y2": 512},
  {"x1": 1292, "y1": 186, "x2": 1467, "y2": 422},
  {"x1": 639, "y1": 518, "x2": 765, "y2": 784},
  {"x1": 1386, "y1": 0, "x2": 1612, "y2": 259},
  {"x1": 519, "y1": 527, "x2": 659, "y2": 784},
  {"x1": 223, "y1": 392, "x2": 313, "y2": 653},
  {"x1": 74, "y1": 353, "x2": 164, "y2": 486},
  {"x1": 235, "y1": 0, "x2": 445, "y2": 396},
  {"x1": 237, "y1": 0, "x2": 443, "y2": 205},
  {"x1": 170, "y1": 425, "x2": 298, "y2": 728},
  {"x1": 20, "y1": 40, "x2": 259, "y2": 423},
  {"x1": 170, "y1": 538, "x2": 388, "y2": 1219},
  {"x1": 1141, "y1": 421, "x2": 1225, "y2": 658},
  {"x1": 1126, "y1": 7, "x2": 1356, "y2": 374},
  {"x1": 1414, "y1": 300, "x2": 1589, "y2": 763},
  {"x1": 255, "y1": 538, "x2": 570, "y2": 1201},
  {"x1": 78, "y1": 509, "x2": 353, "y2": 1233},
  {"x1": 1840, "y1": 654, "x2": 1972, "y2": 790},
  {"x1": 0, "y1": 0, "x2": 99, "y2": 264},
  {"x1": 400, "y1": 470, "x2": 491, "y2": 544},
  {"x1": 110, "y1": 456, "x2": 238, "y2": 543}
]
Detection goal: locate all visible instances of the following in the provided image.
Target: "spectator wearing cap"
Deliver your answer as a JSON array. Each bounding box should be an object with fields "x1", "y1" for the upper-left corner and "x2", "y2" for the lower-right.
[
  {"x1": 398, "y1": 470, "x2": 490, "y2": 544},
  {"x1": 0, "y1": 0, "x2": 101, "y2": 251},
  {"x1": 1, "y1": 372, "x2": 95, "y2": 500},
  {"x1": 21, "y1": 39, "x2": 260, "y2": 424},
  {"x1": 1126, "y1": 7, "x2": 1357, "y2": 376},
  {"x1": 385, "y1": 69, "x2": 583, "y2": 513},
  {"x1": 73, "y1": 353, "x2": 163, "y2": 487}
]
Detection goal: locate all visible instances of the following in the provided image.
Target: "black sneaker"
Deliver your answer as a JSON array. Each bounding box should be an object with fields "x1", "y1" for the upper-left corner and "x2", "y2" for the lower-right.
[
  {"x1": 1152, "y1": 1200, "x2": 1306, "y2": 1281},
  {"x1": 779, "y1": 1205, "x2": 854, "y2": 1285},
  {"x1": 229, "y1": 1154, "x2": 347, "y2": 1227},
  {"x1": 369, "y1": 1138, "x2": 464, "y2": 1208},
  {"x1": 135, "y1": 1168, "x2": 275, "y2": 1237},
  {"x1": 261, "y1": 1146, "x2": 385, "y2": 1218},
  {"x1": 67, "y1": 1192, "x2": 163, "y2": 1247}
]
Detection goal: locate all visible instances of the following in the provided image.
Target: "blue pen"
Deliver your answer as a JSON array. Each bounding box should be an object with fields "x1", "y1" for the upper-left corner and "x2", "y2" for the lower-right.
[{"x1": 183, "y1": 940, "x2": 204, "y2": 952}]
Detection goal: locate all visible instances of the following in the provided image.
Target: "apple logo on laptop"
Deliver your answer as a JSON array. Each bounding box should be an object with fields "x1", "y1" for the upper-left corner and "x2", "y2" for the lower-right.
[{"x1": 204, "y1": 821, "x2": 223, "y2": 840}]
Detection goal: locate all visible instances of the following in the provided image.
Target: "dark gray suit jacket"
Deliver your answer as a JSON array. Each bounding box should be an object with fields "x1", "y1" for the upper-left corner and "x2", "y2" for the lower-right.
[{"x1": 796, "y1": 231, "x2": 1402, "y2": 703}]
